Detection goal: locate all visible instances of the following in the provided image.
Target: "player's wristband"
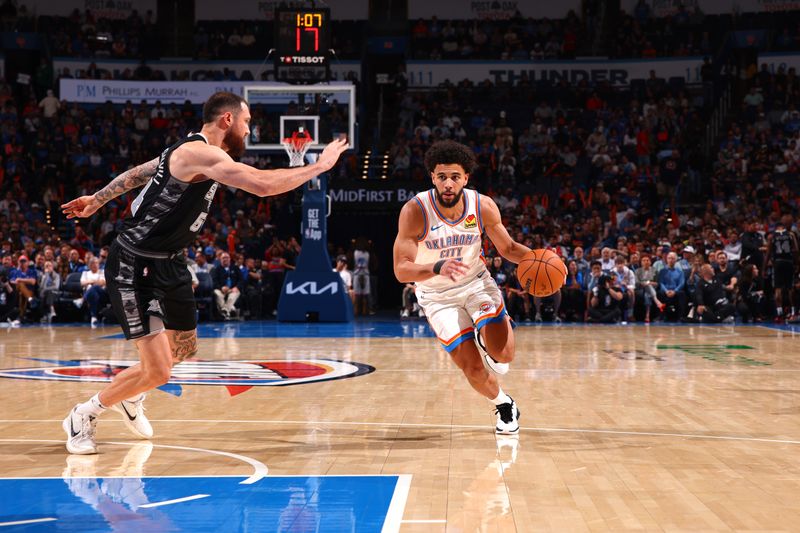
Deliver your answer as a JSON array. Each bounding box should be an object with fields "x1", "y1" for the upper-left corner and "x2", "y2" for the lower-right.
[{"x1": 433, "y1": 260, "x2": 446, "y2": 275}]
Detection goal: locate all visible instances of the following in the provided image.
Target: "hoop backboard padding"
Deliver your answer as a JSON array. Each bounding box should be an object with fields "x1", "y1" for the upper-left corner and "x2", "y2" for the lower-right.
[
  {"x1": 243, "y1": 83, "x2": 356, "y2": 153},
  {"x1": 282, "y1": 129, "x2": 314, "y2": 167}
]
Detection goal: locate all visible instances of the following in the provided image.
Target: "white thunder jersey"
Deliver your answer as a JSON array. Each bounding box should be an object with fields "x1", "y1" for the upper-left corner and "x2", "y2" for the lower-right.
[{"x1": 414, "y1": 188, "x2": 486, "y2": 291}]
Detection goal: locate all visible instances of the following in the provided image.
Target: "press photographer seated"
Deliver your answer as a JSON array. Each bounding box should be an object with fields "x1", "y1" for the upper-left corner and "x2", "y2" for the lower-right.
[{"x1": 587, "y1": 274, "x2": 623, "y2": 323}]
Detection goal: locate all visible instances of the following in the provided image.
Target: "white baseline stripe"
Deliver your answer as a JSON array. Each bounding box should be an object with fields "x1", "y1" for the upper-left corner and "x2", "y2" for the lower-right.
[
  {"x1": 382, "y1": 474, "x2": 412, "y2": 533},
  {"x1": 2, "y1": 421, "x2": 797, "y2": 446},
  {"x1": 144, "y1": 420, "x2": 800, "y2": 445},
  {"x1": 0, "y1": 518, "x2": 57, "y2": 527},
  {"x1": 0, "y1": 439, "x2": 268, "y2": 485},
  {"x1": 138, "y1": 494, "x2": 209, "y2": 508}
]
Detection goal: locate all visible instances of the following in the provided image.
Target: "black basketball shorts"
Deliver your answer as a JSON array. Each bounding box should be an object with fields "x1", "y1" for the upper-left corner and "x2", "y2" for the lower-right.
[
  {"x1": 105, "y1": 241, "x2": 196, "y2": 340},
  {"x1": 773, "y1": 260, "x2": 794, "y2": 290}
]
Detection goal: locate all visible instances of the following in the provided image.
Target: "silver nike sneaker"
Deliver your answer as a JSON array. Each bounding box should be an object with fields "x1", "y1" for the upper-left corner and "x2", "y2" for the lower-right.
[{"x1": 63, "y1": 405, "x2": 98, "y2": 455}]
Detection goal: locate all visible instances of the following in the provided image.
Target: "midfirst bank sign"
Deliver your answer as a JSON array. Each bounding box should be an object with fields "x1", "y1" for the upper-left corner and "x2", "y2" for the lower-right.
[{"x1": 329, "y1": 188, "x2": 418, "y2": 204}]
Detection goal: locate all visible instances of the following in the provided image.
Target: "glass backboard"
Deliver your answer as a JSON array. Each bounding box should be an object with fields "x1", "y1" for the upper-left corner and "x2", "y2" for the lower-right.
[{"x1": 243, "y1": 83, "x2": 356, "y2": 153}]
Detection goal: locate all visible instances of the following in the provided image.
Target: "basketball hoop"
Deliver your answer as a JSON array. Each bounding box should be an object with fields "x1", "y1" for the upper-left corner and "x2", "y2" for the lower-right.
[{"x1": 282, "y1": 128, "x2": 313, "y2": 167}]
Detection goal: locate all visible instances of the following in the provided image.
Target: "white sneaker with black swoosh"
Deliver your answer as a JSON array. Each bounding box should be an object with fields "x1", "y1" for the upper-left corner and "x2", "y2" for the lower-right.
[
  {"x1": 62, "y1": 405, "x2": 98, "y2": 455},
  {"x1": 475, "y1": 329, "x2": 509, "y2": 375},
  {"x1": 110, "y1": 394, "x2": 153, "y2": 439},
  {"x1": 494, "y1": 398, "x2": 520, "y2": 435}
]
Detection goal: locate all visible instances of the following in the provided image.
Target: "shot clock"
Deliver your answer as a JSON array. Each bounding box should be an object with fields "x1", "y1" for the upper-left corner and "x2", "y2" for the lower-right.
[{"x1": 275, "y1": 8, "x2": 331, "y2": 67}]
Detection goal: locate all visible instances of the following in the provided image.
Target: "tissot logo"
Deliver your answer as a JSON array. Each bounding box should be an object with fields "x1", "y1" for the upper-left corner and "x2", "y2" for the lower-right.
[
  {"x1": 0, "y1": 358, "x2": 374, "y2": 396},
  {"x1": 285, "y1": 281, "x2": 339, "y2": 295},
  {"x1": 280, "y1": 56, "x2": 326, "y2": 64}
]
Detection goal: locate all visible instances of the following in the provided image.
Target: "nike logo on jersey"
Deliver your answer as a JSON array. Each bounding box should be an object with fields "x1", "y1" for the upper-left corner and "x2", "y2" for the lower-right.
[{"x1": 431, "y1": 224, "x2": 443, "y2": 232}]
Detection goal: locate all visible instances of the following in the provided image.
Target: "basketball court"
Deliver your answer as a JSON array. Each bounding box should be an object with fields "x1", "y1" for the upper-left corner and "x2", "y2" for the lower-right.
[{"x1": 1, "y1": 320, "x2": 799, "y2": 531}]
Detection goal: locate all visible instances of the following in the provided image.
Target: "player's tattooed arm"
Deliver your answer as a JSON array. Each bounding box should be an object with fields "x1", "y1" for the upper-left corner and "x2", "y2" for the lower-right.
[
  {"x1": 93, "y1": 157, "x2": 160, "y2": 205},
  {"x1": 61, "y1": 156, "x2": 160, "y2": 219},
  {"x1": 170, "y1": 330, "x2": 198, "y2": 362}
]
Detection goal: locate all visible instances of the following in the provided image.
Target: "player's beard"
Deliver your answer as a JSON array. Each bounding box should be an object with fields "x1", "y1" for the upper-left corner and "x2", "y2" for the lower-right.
[
  {"x1": 435, "y1": 188, "x2": 463, "y2": 208},
  {"x1": 224, "y1": 128, "x2": 246, "y2": 159}
]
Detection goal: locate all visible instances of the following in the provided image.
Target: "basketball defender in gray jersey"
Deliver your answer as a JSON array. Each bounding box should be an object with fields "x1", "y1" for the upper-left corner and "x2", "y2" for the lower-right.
[
  {"x1": 765, "y1": 219, "x2": 799, "y2": 321},
  {"x1": 60, "y1": 92, "x2": 348, "y2": 454}
]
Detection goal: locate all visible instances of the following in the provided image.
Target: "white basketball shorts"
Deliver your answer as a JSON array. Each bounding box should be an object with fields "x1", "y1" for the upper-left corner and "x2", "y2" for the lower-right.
[{"x1": 415, "y1": 271, "x2": 508, "y2": 353}]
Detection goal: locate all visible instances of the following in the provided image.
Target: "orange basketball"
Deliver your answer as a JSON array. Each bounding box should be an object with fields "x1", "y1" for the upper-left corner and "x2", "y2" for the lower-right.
[{"x1": 516, "y1": 249, "x2": 567, "y2": 297}]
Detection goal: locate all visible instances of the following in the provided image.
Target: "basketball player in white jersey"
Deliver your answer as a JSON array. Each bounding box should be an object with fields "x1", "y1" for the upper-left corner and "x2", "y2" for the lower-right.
[{"x1": 393, "y1": 140, "x2": 530, "y2": 434}]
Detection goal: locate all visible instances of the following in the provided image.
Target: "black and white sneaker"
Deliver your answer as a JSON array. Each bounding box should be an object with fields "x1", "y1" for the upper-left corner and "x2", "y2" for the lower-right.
[
  {"x1": 63, "y1": 405, "x2": 98, "y2": 455},
  {"x1": 110, "y1": 394, "x2": 153, "y2": 439},
  {"x1": 494, "y1": 399, "x2": 520, "y2": 435},
  {"x1": 475, "y1": 329, "x2": 509, "y2": 375}
]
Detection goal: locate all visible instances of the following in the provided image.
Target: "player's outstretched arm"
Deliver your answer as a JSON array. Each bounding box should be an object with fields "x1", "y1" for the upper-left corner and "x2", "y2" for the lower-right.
[
  {"x1": 481, "y1": 194, "x2": 531, "y2": 264},
  {"x1": 393, "y1": 200, "x2": 468, "y2": 283},
  {"x1": 61, "y1": 156, "x2": 160, "y2": 219},
  {"x1": 171, "y1": 138, "x2": 349, "y2": 197}
]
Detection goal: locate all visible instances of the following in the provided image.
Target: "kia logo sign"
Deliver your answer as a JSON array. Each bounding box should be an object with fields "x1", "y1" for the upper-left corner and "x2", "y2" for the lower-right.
[{"x1": 285, "y1": 281, "x2": 339, "y2": 295}]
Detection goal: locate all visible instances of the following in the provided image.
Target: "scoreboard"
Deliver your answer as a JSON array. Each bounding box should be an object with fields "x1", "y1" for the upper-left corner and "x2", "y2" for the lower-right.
[{"x1": 275, "y1": 8, "x2": 331, "y2": 69}]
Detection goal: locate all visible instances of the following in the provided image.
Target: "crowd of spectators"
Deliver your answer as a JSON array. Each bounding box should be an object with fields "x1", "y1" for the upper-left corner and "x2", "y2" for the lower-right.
[
  {"x1": 616, "y1": 2, "x2": 800, "y2": 59},
  {"x1": 4, "y1": 53, "x2": 784, "y2": 328},
  {"x1": 389, "y1": 69, "x2": 705, "y2": 206},
  {"x1": 388, "y1": 39, "x2": 800, "y2": 324},
  {"x1": 34, "y1": 9, "x2": 160, "y2": 60},
  {"x1": 476, "y1": 235, "x2": 782, "y2": 324},
  {"x1": 0, "y1": 4, "x2": 362, "y2": 65},
  {"x1": 2, "y1": 3, "x2": 800, "y2": 326},
  {"x1": 612, "y1": 2, "x2": 714, "y2": 59},
  {"x1": 0, "y1": 75, "x2": 362, "y2": 325},
  {"x1": 0, "y1": 218, "x2": 380, "y2": 325},
  {"x1": 409, "y1": 13, "x2": 585, "y2": 60},
  {"x1": 6, "y1": 0, "x2": 800, "y2": 68}
]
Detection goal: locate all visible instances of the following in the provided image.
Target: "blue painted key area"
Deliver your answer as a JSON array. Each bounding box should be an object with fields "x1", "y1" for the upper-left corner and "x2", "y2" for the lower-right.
[{"x1": 0, "y1": 475, "x2": 401, "y2": 531}]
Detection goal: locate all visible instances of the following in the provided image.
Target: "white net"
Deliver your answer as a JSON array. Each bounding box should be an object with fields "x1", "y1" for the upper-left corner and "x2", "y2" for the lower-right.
[{"x1": 282, "y1": 128, "x2": 313, "y2": 167}]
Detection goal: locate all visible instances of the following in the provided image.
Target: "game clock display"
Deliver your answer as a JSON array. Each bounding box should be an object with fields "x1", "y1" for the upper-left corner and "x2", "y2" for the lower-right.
[{"x1": 275, "y1": 9, "x2": 331, "y2": 66}]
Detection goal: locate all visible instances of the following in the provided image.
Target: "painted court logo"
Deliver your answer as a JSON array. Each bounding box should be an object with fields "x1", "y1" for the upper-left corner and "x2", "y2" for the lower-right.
[{"x1": 0, "y1": 358, "x2": 375, "y2": 396}]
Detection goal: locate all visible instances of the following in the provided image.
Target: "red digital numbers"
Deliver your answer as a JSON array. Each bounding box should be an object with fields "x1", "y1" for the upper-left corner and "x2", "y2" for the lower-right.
[{"x1": 294, "y1": 13, "x2": 322, "y2": 52}]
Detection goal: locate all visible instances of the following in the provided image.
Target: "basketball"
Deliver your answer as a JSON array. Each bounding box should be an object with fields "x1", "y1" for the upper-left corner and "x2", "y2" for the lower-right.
[{"x1": 516, "y1": 249, "x2": 567, "y2": 297}]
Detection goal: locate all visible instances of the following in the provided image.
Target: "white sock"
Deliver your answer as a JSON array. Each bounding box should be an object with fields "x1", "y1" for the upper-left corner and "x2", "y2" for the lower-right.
[
  {"x1": 76, "y1": 393, "x2": 107, "y2": 417},
  {"x1": 125, "y1": 393, "x2": 144, "y2": 403},
  {"x1": 490, "y1": 389, "x2": 512, "y2": 406}
]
